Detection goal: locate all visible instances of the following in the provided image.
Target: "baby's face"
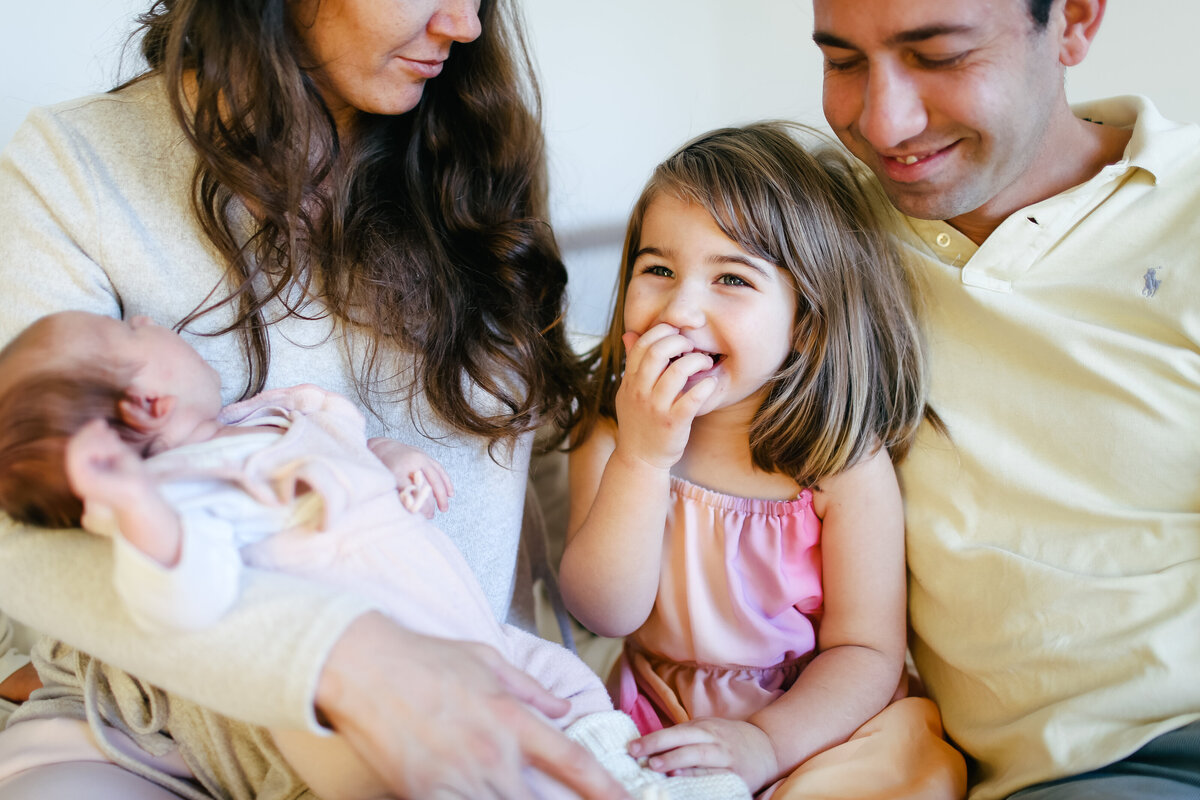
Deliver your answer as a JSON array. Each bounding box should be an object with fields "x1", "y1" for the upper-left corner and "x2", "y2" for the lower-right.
[{"x1": 43, "y1": 311, "x2": 224, "y2": 426}]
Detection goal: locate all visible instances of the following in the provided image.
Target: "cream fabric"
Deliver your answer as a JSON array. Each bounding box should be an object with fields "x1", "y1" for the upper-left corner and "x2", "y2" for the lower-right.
[{"x1": 897, "y1": 96, "x2": 1200, "y2": 799}]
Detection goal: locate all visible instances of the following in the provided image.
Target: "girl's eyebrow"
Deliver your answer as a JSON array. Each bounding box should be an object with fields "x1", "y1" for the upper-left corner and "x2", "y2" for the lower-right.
[
  {"x1": 634, "y1": 246, "x2": 771, "y2": 277},
  {"x1": 708, "y1": 254, "x2": 769, "y2": 276},
  {"x1": 633, "y1": 246, "x2": 670, "y2": 260}
]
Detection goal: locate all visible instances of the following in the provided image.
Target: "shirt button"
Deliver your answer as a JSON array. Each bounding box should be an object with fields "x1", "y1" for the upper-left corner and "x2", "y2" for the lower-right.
[{"x1": 935, "y1": 232, "x2": 952, "y2": 248}]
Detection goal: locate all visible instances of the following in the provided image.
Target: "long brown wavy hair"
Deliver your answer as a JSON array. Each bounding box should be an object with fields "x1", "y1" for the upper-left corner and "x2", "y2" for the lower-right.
[
  {"x1": 579, "y1": 123, "x2": 934, "y2": 488},
  {"x1": 125, "y1": 0, "x2": 583, "y2": 449}
]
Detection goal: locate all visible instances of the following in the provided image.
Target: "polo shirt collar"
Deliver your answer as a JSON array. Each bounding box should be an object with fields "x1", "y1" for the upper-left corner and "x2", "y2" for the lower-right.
[{"x1": 1071, "y1": 95, "x2": 1200, "y2": 186}]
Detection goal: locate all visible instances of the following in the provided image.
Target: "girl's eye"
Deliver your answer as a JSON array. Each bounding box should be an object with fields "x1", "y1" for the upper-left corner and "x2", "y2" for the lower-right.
[
  {"x1": 717, "y1": 274, "x2": 750, "y2": 287},
  {"x1": 642, "y1": 265, "x2": 673, "y2": 278}
]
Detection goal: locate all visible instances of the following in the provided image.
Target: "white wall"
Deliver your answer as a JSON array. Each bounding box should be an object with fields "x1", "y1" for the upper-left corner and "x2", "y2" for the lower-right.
[{"x1": 3, "y1": 2, "x2": 1197, "y2": 335}]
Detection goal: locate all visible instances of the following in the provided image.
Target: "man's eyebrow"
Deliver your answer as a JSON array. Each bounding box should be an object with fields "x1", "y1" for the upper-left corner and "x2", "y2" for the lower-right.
[
  {"x1": 812, "y1": 31, "x2": 855, "y2": 50},
  {"x1": 888, "y1": 24, "x2": 974, "y2": 45},
  {"x1": 813, "y1": 24, "x2": 973, "y2": 50}
]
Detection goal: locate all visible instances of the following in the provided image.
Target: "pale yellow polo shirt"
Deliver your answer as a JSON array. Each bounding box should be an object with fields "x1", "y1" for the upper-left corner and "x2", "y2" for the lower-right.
[{"x1": 896, "y1": 97, "x2": 1200, "y2": 799}]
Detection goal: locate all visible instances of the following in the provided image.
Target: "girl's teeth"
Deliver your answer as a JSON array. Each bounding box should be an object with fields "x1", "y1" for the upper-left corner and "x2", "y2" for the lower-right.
[{"x1": 898, "y1": 155, "x2": 920, "y2": 165}]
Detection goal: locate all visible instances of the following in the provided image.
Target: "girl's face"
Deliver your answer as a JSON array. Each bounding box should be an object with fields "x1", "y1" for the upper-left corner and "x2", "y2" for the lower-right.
[
  {"x1": 290, "y1": 0, "x2": 482, "y2": 131},
  {"x1": 623, "y1": 194, "x2": 798, "y2": 419}
]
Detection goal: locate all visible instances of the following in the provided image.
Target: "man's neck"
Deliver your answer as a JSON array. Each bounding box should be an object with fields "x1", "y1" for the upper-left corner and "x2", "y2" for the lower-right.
[{"x1": 948, "y1": 113, "x2": 1133, "y2": 246}]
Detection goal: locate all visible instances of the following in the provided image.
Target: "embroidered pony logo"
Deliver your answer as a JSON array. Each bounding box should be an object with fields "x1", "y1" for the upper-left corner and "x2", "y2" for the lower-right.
[{"x1": 1142, "y1": 268, "x2": 1162, "y2": 298}]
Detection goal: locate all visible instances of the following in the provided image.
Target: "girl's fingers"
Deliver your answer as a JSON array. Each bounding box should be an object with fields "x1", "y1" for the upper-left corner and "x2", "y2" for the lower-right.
[
  {"x1": 622, "y1": 324, "x2": 684, "y2": 384},
  {"x1": 630, "y1": 723, "x2": 716, "y2": 758},
  {"x1": 674, "y1": 374, "x2": 718, "y2": 417},
  {"x1": 646, "y1": 741, "x2": 734, "y2": 774},
  {"x1": 648, "y1": 352, "x2": 714, "y2": 411}
]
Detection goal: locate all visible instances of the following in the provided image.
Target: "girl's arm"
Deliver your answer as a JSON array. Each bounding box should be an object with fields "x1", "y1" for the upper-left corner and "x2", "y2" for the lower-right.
[
  {"x1": 560, "y1": 325, "x2": 717, "y2": 637},
  {"x1": 561, "y1": 418, "x2": 672, "y2": 637},
  {"x1": 632, "y1": 447, "x2": 907, "y2": 791}
]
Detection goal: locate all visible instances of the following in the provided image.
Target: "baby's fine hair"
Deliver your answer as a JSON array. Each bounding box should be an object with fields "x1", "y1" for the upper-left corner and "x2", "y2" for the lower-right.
[
  {"x1": 580, "y1": 121, "x2": 931, "y2": 487},
  {"x1": 0, "y1": 323, "x2": 146, "y2": 528}
]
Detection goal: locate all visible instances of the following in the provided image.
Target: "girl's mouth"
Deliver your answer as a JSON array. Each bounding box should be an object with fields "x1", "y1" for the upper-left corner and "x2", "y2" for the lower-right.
[{"x1": 668, "y1": 351, "x2": 724, "y2": 366}]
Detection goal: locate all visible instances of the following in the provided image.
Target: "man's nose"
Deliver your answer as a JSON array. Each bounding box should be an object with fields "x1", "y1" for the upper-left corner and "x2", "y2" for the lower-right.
[{"x1": 858, "y1": 63, "x2": 929, "y2": 151}]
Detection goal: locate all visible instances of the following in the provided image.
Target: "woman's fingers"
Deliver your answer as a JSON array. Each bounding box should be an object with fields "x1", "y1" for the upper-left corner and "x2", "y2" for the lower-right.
[
  {"x1": 478, "y1": 643, "x2": 571, "y2": 720},
  {"x1": 316, "y1": 613, "x2": 630, "y2": 799}
]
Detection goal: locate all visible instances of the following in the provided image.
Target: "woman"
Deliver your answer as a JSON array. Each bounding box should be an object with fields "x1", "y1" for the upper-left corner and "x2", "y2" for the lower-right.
[{"x1": 0, "y1": 0, "x2": 623, "y2": 797}]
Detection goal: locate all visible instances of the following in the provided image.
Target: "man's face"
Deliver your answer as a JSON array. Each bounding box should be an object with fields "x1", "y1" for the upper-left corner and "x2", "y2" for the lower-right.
[{"x1": 813, "y1": 0, "x2": 1066, "y2": 229}]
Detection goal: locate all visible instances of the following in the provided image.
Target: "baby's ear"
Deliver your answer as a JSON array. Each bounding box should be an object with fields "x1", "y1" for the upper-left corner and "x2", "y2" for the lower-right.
[{"x1": 117, "y1": 391, "x2": 177, "y2": 433}]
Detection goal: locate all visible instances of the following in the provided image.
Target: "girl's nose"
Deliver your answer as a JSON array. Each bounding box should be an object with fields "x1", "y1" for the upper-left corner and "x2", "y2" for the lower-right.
[{"x1": 659, "y1": 286, "x2": 705, "y2": 330}]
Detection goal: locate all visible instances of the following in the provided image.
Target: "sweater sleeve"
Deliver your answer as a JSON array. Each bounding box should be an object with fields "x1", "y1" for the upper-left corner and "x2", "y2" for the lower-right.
[
  {"x1": 0, "y1": 519, "x2": 370, "y2": 731},
  {"x1": 87, "y1": 505, "x2": 246, "y2": 636},
  {"x1": 0, "y1": 101, "x2": 374, "y2": 733}
]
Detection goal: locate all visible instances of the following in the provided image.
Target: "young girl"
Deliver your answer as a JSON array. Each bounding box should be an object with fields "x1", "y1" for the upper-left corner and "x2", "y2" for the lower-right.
[
  {"x1": 561, "y1": 123, "x2": 967, "y2": 799},
  {"x1": 0, "y1": 310, "x2": 751, "y2": 800}
]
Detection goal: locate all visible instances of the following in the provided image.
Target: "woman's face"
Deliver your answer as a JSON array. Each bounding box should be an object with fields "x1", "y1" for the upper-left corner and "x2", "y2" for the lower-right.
[{"x1": 291, "y1": 0, "x2": 482, "y2": 130}]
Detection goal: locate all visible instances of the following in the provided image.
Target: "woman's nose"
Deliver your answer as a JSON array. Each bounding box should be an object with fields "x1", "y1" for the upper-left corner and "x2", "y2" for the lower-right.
[{"x1": 430, "y1": 0, "x2": 482, "y2": 44}]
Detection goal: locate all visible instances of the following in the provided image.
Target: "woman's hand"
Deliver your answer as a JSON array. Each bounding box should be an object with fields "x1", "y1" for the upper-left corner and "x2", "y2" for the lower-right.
[
  {"x1": 0, "y1": 662, "x2": 41, "y2": 703},
  {"x1": 629, "y1": 717, "x2": 778, "y2": 793},
  {"x1": 614, "y1": 323, "x2": 717, "y2": 471},
  {"x1": 367, "y1": 438, "x2": 454, "y2": 517},
  {"x1": 317, "y1": 612, "x2": 631, "y2": 799}
]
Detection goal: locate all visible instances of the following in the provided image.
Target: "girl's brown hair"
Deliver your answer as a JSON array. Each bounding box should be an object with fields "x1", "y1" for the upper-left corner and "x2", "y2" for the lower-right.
[
  {"x1": 579, "y1": 122, "x2": 931, "y2": 487},
  {"x1": 127, "y1": 0, "x2": 582, "y2": 448}
]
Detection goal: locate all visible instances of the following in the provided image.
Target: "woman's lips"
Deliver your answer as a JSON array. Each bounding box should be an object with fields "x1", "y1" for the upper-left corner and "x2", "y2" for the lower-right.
[{"x1": 400, "y1": 57, "x2": 445, "y2": 79}]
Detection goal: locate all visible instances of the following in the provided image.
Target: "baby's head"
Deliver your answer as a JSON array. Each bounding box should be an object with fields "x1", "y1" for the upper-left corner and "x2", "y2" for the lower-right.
[
  {"x1": 588, "y1": 122, "x2": 929, "y2": 485},
  {"x1": 0, "y1": 311, "x2": 223, "y2": 527}
]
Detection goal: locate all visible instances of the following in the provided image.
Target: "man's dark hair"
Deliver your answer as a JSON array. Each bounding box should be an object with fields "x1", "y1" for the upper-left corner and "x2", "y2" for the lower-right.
[{"x1": 1029, "y1": 0, "x2": 1053, "y2": 26}]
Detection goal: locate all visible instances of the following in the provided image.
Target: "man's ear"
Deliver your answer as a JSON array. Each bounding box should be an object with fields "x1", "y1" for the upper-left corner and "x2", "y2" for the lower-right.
[
  {"x1": 1057, "y1": 0, "x2": 1106, "y2": 67},
  {"x1": 117, "y1": 391, "x2": 177, "y2": 433}
]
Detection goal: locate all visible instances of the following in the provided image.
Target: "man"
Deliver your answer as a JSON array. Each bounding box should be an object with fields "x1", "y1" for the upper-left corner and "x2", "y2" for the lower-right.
[{"x1": 811, "y1": 1, "x2": 1200, "y2": 799}]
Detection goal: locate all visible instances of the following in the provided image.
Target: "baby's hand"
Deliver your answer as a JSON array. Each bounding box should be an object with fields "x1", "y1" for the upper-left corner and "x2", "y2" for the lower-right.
[
  {"x1": 629, "y1": 717, "x2": 778, "y2": 793},
  {"x1": 66, "y1": 419, "x2": 181, "y2": 565},
  {"x1": 367, "y1": 438, "x2": 454, "y2": 518},
  {"x1": 614, "y1": 323, "x2": 718, "y2": 470},
  {"x1": 66, "y1": 419, "x2": 157, "y2": 512}
]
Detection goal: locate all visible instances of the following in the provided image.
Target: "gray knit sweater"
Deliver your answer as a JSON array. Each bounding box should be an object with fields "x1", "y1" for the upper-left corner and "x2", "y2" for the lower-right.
[{"x1": 0, "y1": 75, "x2": 530, "y2": 735}]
